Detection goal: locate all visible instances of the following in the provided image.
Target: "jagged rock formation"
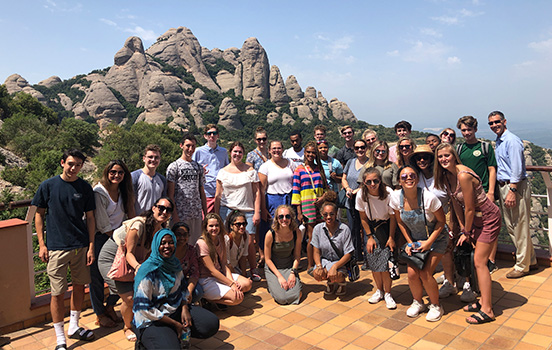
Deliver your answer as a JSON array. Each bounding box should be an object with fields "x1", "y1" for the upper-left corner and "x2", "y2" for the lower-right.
[{"x1": 2, "y1": 26, "x2": 357, "y2": 130}]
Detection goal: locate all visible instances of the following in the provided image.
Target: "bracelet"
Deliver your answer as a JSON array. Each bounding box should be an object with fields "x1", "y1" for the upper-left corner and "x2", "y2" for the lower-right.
[
  {"x1": 229, "y1": 281, "x2": 235, "y2": 287},
  {"x1": 366, "y1": 233, "x2": 373, "y2": 238}
]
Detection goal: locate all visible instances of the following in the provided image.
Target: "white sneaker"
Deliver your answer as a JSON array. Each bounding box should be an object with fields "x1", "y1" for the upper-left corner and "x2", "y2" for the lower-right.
[
  {"x1": 460, "y1": 282, "x2": 477, "y2": 302},
  {"x1": 368, "y1": 289, "x2": 384, "y2": 304},
  {"x1": 426, "y1": 304, "x2": 443, "y2": 322},
  {"x1": 435, "y1": 273, "x2": 446, "y2": 285},
  {"x1": 439, "y1": 280, "x2": 457, "y2": 298},
  {"x1": 384, "y1": 293, "x2": 397, "y2": 309},
  {"x1": 406, "y1": 299, "x2": 426, "y2": 317}
]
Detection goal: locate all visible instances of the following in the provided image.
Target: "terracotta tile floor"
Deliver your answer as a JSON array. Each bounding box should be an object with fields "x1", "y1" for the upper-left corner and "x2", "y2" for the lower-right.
[{"x1": 3, "y1": 259, "x2": 551, "y2": 349}]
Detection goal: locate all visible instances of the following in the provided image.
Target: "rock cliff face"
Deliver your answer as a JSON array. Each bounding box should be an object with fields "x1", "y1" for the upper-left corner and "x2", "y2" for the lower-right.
[{"x1": 3, "y1": 26, "x2": 357, "y2": 130}]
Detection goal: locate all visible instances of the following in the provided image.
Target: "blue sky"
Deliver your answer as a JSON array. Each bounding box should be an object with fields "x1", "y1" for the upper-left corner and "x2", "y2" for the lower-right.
[{"x1": 1, "y1": 1, "x2": 552, "y2": 145}]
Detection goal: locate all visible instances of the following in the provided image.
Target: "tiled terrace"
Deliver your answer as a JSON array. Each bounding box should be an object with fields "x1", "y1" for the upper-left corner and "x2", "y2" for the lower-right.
[{"x1": 3, "y1": 258, "x2": 551, "y2": 350}]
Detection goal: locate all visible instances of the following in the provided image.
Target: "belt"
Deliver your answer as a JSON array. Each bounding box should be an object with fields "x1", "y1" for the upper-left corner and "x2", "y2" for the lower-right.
[{"x1": 498, "y1": 180, "x2": 510, "y2": 186}]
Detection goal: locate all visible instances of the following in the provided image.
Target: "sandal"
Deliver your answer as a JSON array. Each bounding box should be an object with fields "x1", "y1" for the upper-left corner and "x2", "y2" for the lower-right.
[
  {"x1": 463, "y1": 301, "x2": 481, "y2": 312},
  {"x1": 68, "y1": 327, "x2": 95, "y2": 341},
  {"x1": 466, "y1": 310, "x2": 495, "y2": 324},
  {"x1": 95, "y1": 315, "x2": 117, "y2": 328},
  {"x1": 124, "y1": 327, "x2": 137, "y2": 342}
]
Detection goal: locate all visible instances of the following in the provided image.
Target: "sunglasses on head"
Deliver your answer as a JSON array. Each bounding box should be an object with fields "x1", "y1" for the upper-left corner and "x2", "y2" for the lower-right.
[
  {"x1": 278, "y1": 214, "x2": 292, "y2": 220},
  {"x1": 108, "y1": 170, "x2": 124, "y2": 176},
  {"x1": 400, "y1": 173, "x2": 417, "y2": 181},
  {"x1": 156, "y1": 204, "x2": 174, "y2": 213},
  {"x1": 365, "y1": 179, "x2": 381, "y2": 186},
  {"x1": 488, "y1": 120, "x2": 502, "y2": 126},
  {"x1": 233, "y1": 221, "x2": 247, "y2": 227},
  {"x1": 205, "y1": 131, "x2": 218, "y2": 136}
]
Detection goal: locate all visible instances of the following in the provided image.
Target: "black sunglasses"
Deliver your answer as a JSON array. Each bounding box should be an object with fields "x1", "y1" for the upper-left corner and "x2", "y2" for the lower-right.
[
  {"x1": 205, "y1": 131, "x2": 218, "y2": 136},
  {"x1": 354, "y1": 146, "x2": 366, "y2": 150},
  {"x1": 156, "y1": 205, "x2": 174, "y2": 213},
  {"x1": 364, "y1": 179, "x2": 381, "y2": 186},
  {"x1": 488, "y1": 120, "x2": 502, "y2": 126},
  {"x1": 233, "y1": 221, "x2": 247, "y2": 227}
]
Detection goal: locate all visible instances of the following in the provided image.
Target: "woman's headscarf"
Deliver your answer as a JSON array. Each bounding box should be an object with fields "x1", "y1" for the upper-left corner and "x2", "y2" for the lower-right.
[{"x1": 134, "y1": 228, "x2": 182, "y2": 293}]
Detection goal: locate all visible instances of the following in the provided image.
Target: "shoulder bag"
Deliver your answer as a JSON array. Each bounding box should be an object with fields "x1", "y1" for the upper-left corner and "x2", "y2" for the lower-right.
[
  {"x1": 398, "y1": 189, "x2": 431, "y2": 270},
  {"x1": 322, "y1": 227, "x2": 359, "y2": 282}
]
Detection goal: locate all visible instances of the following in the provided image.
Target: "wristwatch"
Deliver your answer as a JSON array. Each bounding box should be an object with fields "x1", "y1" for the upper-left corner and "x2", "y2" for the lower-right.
[{"x1": 509, "y1": 186, "x2": 517, "y2": 193}]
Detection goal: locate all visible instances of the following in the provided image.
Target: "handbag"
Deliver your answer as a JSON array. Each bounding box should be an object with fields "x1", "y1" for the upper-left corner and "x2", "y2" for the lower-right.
[
  {"x1": 398, "y1": 189, "x2": 432, "y2": 270},
  {"x1": 337, "y1": 188, "x2": 349, "y2": 208},
  {"x1": 322, "y1": 227, "x2": 360, "y2": 282},
  {"x1": 107, "y1": 242, "x2": 135, "y2": 282}
]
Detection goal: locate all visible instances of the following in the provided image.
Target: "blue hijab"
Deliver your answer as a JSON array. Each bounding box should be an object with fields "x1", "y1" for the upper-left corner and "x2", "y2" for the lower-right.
[{"x1": 134, "y1": 228, "x2": 182, "y2": 294}]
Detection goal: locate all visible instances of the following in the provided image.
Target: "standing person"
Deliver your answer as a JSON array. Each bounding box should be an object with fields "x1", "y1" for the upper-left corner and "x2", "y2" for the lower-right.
[
  {"x1": 167, "y1": 132, "x2": 207, "y2": 245},
  {"x1": 336, "y1": 125, "x2": 356, "y2": 166},
  {"x1": 173, "y1": 222, "x2": 203, "y2": 304},
  {"x1": 389, "y1": 121, "x2": 412, "y2": 163},
  {"x1": 133, "y1": 229, "x2": 219, "y2": 349},
  {"x1": 98, "y1": 197, "x2": 174, "y2": 342},
  {"x1": 32, "y1": 149, "x2": 96, "y2": 349},
  {"x1": 440, "y1": 128, "x2": 456, "y2": 145},
  {"x1": 215, "y1": 141, "x2": 261, "y2": 281},
  {"x1": 395, "y1": 137, "x2": 416, "y2": 168},
  {"x1": 342, "y1": 139, "x2": 369, "y2": 264},
  {"x1": 425, "y1": 134, "x2": 441, "y2": 152},
  {"x1": 91, "y1": 160, "x2": 135, "y2": 329},
  {"x1": 196, "y1": 213, "x2": 252, "y2": 306},
  {"x1": 292, "y1": 141, "x2": 330, "y2": 275},
  {"x1": 192, "y1": 124, "x2": 228, "y2": 213},
  {"x1": 456, "y1": 115, "x2": 498, "y2": 272},
  {"x1": 311, "y1": 202, "x2": 354, "y2": 296},
  {"x1": 390, "y1": 165, "x2": 448, "y2": 322},
  {"x1": 318, "y1": 139, "x2": 343, "y2": 192},
  {"x1": 359, "y1": 141, "x2": 400, "y2": 189},
  {"x1": 258, "y1": 140, "x2": 297, "y2": 255},
  {"x1": 356, "y1": 168, "x2": 397, "y2": 309},
  {"x1": 283, "y1": 131, "x2": 304, "y2": 167},
  {"x1": 131, "y1": 144, "x2": 167, "y2": 216},
  {"x1": 488, "y1": 110, "x2": 537, "y2": 278},
  {"x1": 362, "y1": 129, "x2": 379, "y2": 150},
  {"x1": 313, "y1": 125, "x2": 339, "y2": 157},
  {"x1": 264, "y1": 205, "x2": 303, "y2": 305},
  {"x1": 434, "y1": 143, "x2": 500, "y2": 324},
  {"x1": 246, "y1": 127, "x2": 269, "y2": 171}
]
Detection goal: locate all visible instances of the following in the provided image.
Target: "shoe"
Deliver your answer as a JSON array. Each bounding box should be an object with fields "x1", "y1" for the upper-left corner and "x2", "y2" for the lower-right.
[
  {"x1": 361, "y1": 261, "x2": 369, "y2": 271},
  {"x1": 487, "y1": 260, "x2": 498, "y2": 274},
  {"x1": 368, "y1": 289, "x2": 384, "y2": 304},
  {"x1": 530, "y1": 264, "x2": 539, "y2": 271},
  {"x1": 384, "y1": 293, "x2": 397, "y2": 309},
  {"x1": 426, "y1": 304, "x2": 443, "y2": 322},
  {"x1": 250, "y1": 273, "x2": 262, "y2": 282},
  {"x1": 406, "y1": 299, "x2": 426, "y2": 318},
  {"x1": 466, "y1": 310, "x2": 495, "y2": 324},
  {"x1": 460, "y1": 282, "x2": 477, "y2": 302},
  {"x1": 335, "y1": 283, "x2": 347, "y2": 296},
  {"x1": 506, "y1": 269, "x2": 528, "y2": 279},
  {"x1": 54, "y1": 344, "x2": 67, "y2": 350},
  {"x1": 68, "y1": 327, "x2": 95, "y2": 341},
  {"x1": 435, "y1": 273, "x2": 445, "y2": 285},
  {"x1": 439, "y1": 280, "x2": 457, "y2": 298},
  {"x1": 123, "y1": 327, "x2": 136, "y2": 342},
  {"x1": 324, "y1": 283, "x2": 335, "y2": 295}
]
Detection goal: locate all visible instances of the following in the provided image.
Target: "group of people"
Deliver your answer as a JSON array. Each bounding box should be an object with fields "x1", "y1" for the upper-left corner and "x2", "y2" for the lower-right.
[{"x1": 32, "y1": 111, "x2": 537, "y2": 349}]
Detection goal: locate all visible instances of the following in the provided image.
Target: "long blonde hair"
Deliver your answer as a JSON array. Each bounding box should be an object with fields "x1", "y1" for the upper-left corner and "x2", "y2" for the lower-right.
[
  {"x1": 200, "y1": 213, "x2": 226, "y2": 262},
  {"x1": 433, "y1": 143, "x2": 462, "y2": 191},
  {"x1": 367, "y1": 141, "x2": 392, "y2": 170}
]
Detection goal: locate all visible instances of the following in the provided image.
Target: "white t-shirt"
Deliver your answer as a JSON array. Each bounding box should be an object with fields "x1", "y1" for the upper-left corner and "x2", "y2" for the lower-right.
[
  {"x1": 417, "y1": 172, "x2": 448, "y2": 211},
  {"x1": 355, "y1": 187, "x2": 394, "y2": 221},
  {"x1": 283, "y1": 147, "x2": 304, "y2": 167},
  {"x1": 258, "y1": 159, "x2": 296, "y2": 194},
  {"x1": 216, "y1": 168, "x2": 259, "y2": 211},
  {"x1": 389, "y1": 188, "x2": 442, "y2": 222}
]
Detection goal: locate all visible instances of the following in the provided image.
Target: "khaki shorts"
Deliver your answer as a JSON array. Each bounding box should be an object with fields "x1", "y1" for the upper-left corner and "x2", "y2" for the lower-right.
[{"x1": 47, "y1": 248, "x2": 90, "y2": 296}]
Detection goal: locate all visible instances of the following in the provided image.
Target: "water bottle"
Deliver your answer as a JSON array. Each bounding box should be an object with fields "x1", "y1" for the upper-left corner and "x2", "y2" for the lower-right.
[
  {"x1": 180, "y1": 327, "x2": 191, "y2": 349},
  {"x1": 388, "y1": 255, "x2": 400, "y2": 280},
  {"x1": 412, "y1": 241, "x2": 421, "y2": 251}
]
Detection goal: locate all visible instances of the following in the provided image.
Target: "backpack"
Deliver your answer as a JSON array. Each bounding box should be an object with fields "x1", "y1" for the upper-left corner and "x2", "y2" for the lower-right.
[{"x1": 456, "y1": 141, "x2": 491, "y2": 160}]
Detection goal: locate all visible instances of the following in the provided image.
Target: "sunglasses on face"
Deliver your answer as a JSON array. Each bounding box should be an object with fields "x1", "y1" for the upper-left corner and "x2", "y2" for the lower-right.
[
  {"x1": 488, "y1": 120, "x2": 502, "y2": 126},
  {"x1": 156, "y1": 205, "x2": 174, "y2": 213},
  {"x1": 342, "y1": 131, "x2": 353, "y2": 135},
  {"x1": 374, "y1": 149, "x2": 387, "y2": 155},
  {"x1": 415, "y1": 155, "x2": 431, "y2": 162},
  {"x1": 365, "y1": 179, "x2": 381, "y2": 186},
  {"x1": 108, "y1": 170, "x2": 124, "y2": 176},
  {"x1": 442, "y1": 131, "x2": 455, "y2": 137},
  {"x1": 399, "y1": 144, "x2": 412, "y2": 150},
  {"x1": 256, "y1": 137, "x2": 267, "y2": 142},
  {"x1": 205, "y1": 131, "x2": 218, "y2": 136},
  {"x1": 278, "y1": 214, "x2": 292, "y2": 220},
  {"x1": 233, "y1": 221, "x2": 247, "y2": 227},
  {"x1": 400, "y1": 173, "x2": 417, "y2": 181},
  {"x1": 354, "y1": 146, "x2": 366, "y2": 150},
  {"x1": 366, "y1": 137, "x2": 376, "y2": 142}
]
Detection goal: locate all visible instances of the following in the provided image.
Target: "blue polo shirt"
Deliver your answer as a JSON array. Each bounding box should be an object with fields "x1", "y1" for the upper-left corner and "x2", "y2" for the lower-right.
[
  {"x1": 495, "y1": 129, "x2": 527, "y2": 184},
  {"x1": 192, "y1": 144, "x2": 228, "y2": 197}
]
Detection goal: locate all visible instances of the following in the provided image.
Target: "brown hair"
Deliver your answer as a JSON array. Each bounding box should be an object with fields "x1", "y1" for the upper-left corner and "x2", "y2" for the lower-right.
[
  {"x1": 360, "y1": 167, "x2": 387, "y2": 201},
  {"x1": 200, "y1": 213, "x2": 227, "y2": 262},
  {"x1": 100, "y1": 160, "x2": 134, "y2": 216},
  {"x1": 396, "y1": 137, "x2": 416, "y2": 167}
]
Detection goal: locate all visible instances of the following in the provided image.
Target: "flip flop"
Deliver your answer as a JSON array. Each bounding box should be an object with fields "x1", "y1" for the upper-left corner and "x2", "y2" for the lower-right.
[
  {"x1": 463, "y1": 301, "x2": 481, "y2": 312},
  {"x1": 466, "y1": 310, "x2": 495, "y2": 324},
  {"x1": 68, "y1": 327, "x2": 95, "y2": 341}
]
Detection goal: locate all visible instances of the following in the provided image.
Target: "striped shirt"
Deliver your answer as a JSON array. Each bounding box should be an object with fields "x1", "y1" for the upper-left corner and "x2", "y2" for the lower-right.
[{"x1": 292, "y1": 164, "x2": 324, "y2": 223}]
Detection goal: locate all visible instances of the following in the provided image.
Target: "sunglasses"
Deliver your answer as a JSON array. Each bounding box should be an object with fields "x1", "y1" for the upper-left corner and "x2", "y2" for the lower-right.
[
  {"x1": 316, "y1": 139, "x2": 328, "y2": 145},
  {"x1": 256, "y1": 137, "x2": 267, "y2": 142},
  {"x1": 205, "y1": 131, "x2": 218, "y2": 136},
  {"x1": 233, "y1": 221, "x2": 247, "y2": 227},
  {"x1": 442, "y1": 131, "x2": 455, "y2": 138},
  {"x1": 374, "y1": 149, "x2": 387, "y2": 155},
  {"x1": 156, "y1": 205, "x2": 174, "y2": 213},
  {"x1": 278, "y1": 214, "x2": 292, "y2": 220},
  {"x1": 488, "y1": 120, "x2": 502, "y2": 126},
  {"x1": 400, "y1": 173, "x2": 417, "y2": 181},
  {"x1": 415, "y1": 155, "x2": 431, "y2": 162},
  {"x1": 342, "y1": 131, "x2": 353, "y2": 135},
  {"x1": 399, "y1": 144, "x2": 412, "y2": 150},
  {"x1": 366, "y1": 137, "x2": 377, "y2": 142},
  {"x1": 108, "y1": 170, "x2": 124, "y2": 176},
  {"x1": 365, "y1": 179, "x2": 381, "y2": 186},
  {"x1": 354, "y1": 146, "x2": 366, "y2": 150}
]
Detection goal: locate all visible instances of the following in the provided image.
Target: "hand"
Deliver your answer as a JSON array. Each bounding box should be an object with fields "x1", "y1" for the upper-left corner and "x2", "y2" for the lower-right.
[
  {"x1": 505, "y1": 190, "x2": 517, "y2": 208},
  {"x1": 231, "y1": 283, "x2": 244, "y2": 300},
  {"x1": 486, "y1": 192, "x2": 495, "y2": 202},
  {"x1": 202, "y1": 164, "x2": 209, "y2": 175},
  {"x1": 186, "y1": 293, "x2": 193, "y2": 305},
  {"x1": 457, "y1": 234, "x2": 469, "y2": 246},
  {"x1": 405, "y1": 244, "x2": 413, "y2": 256},
  {"x1": 346, "y1": 188, "x2": 353, "y2": 199},
  {"x1": 253, "y1": 212, "x2": 261, "y2": 226},
  {"x1": 174, "y1": 321, "x2": 185, "y2": 337},
  {"x1": 418, "y1": 240, "x2": 432, "y2": 252},
  {"x1": 278, "y1": 276, "x2": 289, "y2": 290},
  {"x1": 330, "y1": 172, "x2": 337, "y2": 180},
  {"x1": 297, "y1": 213, "x2": 303, "y2": 224},
  {"x1": 181, "y1": 305, "x2": 192, "y2": 328},
  {"x1": 86, "y1": 249, "x2": 95, "y2": 266},
  {"x1": 327, "y1": 265, "x2": 338, "y2": 282},
  {"x1": 386, "y1": 238, "x2": 396, "y2": 252},
  {"x1": 39, "y1": 246, "x2": 49, "y2": 263},
  {"x1": 313, "y1": 266, "x2": 327, "y2": 281},
  {"x1": 234, "y1": 280, "x2": 243, "y2": 291},
  {"x1": 366, "y1": 236, "x2": 376, "y2": 254},
  {"x1": 287, "y1": 273, "x2": 296, "y2": 289}
]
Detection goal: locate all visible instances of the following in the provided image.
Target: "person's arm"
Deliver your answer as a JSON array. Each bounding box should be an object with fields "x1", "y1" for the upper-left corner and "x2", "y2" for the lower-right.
[
  {"x1": 264, "y1": 230, "x2": 288, "y2": 290},
  {"x1": 214, "y1": 179, "x2": 223, "y2": 214},
  {"x1": 386, "y1": 214, "x2": 396, "y2": 252},
  {"x1": 505, "y1": 138, "x2": 525, "y2": 208},
  {"x1": 486, "y1": 166, "x2": 497, "y2": 202},
  {"x1": 200, "y1": 252, "x2": 243, "y2": 298},
  {"x1": 199, "y1": 184, "x2": 208, "y2": 216},
  {"x1": 359, "y1": 211, "x2": 376, "y2": 254},
  {"x1": 287, "y1": 230, "x2": 302, "y2": 288},
  {"x1": 93, "y1": 191, "x2": 112, "y2": 234},
  {"x1": 35, "y1": 207, "x2": 49, "y2": 262},
  {"x1": 258, "y1": 171, "x2": 269, "y2": 221},
  {"x1": 420, "y1": 207, "x2": 446, "y2": 252},
  {"x1": 327, "y1": 252, "x2": 352, "y2": 282},
  {"x1": 291, "y1": 169, "x2": 303, "y2": 223},
  {"x1": 167, "y1": 180, "x2": 180, "y2": 223},
  {"x1": 252, "y1": 181, "x2": 261, "y2": 226},
  {"x1": 125, "y1": 228, "x2": 143, "y2": 271},
  {"x1": 85, "y1": 210, "x2": 96, "y2": 266}
]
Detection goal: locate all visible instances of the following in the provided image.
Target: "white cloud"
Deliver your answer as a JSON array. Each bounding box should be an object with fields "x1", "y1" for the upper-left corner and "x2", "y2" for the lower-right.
[
  {"x1": 431, "y1": 8, "x2": 484, "y2": 25},
  {"x1": 124, "y1": 26, "x2": 158, "y2": 42},
  {"x1": 420, "y1": 28, "x2": 442, "y2": 38},
  {"x1": 99, "y1": 18, "x2": 117, "y2": 27},
  {"x1": 43, "y1": 0, "x2": 82, "y2": 13},
  {"x1": 309, "y1": 34, "x2": 356, "y2": 64},
  {"x1": 431, "y1": 15, "x2": 459, "y2": 25},
  {"x1": 387, "y1": 50, "x2": 400, "y2": 57},
  {"x1": 528, "y1": 37, "x2": 552, "y2": 54},
  {"x1": 403, "y1": 41, "x2": 450, "y2": 63},
  {"x1": 514, "y1": 61, "x2": 535, "y2": 67},
  {"x1": 459, "y1": 8, "x2": 484, "y2": 18},
  {"x1": 447, "y1": 56, "x2": 461, "y2": 65}
]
